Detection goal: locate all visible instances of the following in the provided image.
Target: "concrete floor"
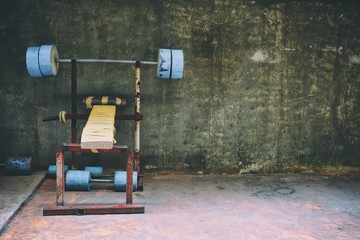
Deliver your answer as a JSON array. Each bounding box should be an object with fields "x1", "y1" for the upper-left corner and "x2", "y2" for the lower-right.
[
  {"x1": 0, "y1": 173, "x2": 359, "y2": 239},
  {"x1": 0, "y1": 171, "x2": 46, "y2": 234}
]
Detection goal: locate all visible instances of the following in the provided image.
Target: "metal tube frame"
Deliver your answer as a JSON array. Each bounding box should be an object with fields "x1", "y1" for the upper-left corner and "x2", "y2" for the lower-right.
[
  {"x1": 42, "y1": 113, "x2": 143, "y2": 122},
  {"x1": 134, "y1": 61, "x2": 143, "y2": 190},
  {"x1": 70, "y1": 60, "x2": 77, "y2": 170}
]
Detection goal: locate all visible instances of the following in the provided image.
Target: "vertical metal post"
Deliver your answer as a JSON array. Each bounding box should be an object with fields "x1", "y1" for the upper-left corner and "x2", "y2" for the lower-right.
[
  {"x1": 56, "y1": 150, "x2": 64, "y2": 206},
  {"x1": 71, "y1": 60, "x2": 77, "y2": 170},
  {"x1": 134, "y1": 61, "x2": 143, "y2": 189},
  {"x1": 126, "y1": 150, "x2": 134, "y2": 204}
]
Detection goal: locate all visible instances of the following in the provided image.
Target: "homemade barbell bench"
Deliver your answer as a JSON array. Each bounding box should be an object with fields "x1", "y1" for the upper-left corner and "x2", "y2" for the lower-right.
[{"x1": 26, "y1": 44, "x2": 184, "y2": 216}]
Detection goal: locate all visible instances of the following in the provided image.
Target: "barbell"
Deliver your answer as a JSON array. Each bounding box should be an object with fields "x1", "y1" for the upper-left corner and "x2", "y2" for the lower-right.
[
  {"x1": 26, "y1": 45, "x2": 184, "y2": 79},
  {"x1": 65, "y1": 169, "x2": 137, "y2": 192}
]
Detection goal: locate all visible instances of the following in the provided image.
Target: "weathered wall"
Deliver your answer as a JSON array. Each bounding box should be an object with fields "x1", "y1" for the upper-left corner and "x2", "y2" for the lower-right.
[{"x1": 0, "y1": 0, "x2": 359, "y2": 173}]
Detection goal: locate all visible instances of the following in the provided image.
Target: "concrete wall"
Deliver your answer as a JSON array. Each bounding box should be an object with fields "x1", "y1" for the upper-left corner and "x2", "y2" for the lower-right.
[{"x1": 0, "y1": 0, "x2": 359, "y2": 173}]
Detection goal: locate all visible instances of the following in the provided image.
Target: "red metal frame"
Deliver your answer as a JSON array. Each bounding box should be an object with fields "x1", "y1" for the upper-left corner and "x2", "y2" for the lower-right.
[
  {"x1": 43, "y1": 204, "x2": 144, "y2": 216},
  {"x1": 43, "y1": 143, "x2": 144, "y2": 215}
]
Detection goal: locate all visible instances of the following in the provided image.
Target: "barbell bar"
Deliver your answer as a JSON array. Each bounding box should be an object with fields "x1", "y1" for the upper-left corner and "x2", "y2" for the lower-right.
[
  {"x1": 26, "y1": 45, "x2": 184, "y2": 79},
  {"x1": 58, "y1": 59, "x2": 157, "y2": 65}
]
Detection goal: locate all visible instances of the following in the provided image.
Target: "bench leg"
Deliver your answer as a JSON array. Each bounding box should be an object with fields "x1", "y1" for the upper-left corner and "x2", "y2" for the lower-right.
[
  {"x1": 126, "y1": 150, "x2": 134, "y2": 204},
  {"x1": 56, "y1": 150, "x2": 65, "y2": 206}
]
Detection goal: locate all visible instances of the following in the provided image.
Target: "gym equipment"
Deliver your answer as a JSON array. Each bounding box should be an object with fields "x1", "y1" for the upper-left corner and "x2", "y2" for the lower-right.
[
  {"x1": 0, "y1": 157, "x2": 33, "y2": 175},
  {"x1": 157, "y1": 48, "x2": 184, "y2": 79},
  {"x1": 65, "y1": 170, "x2": 137, "y2": 192},
  {"x1": 65, "y1": 170, "x2": 91, "y2": 191},
  {"x1": 26, "y1": 45, "x2": 184, "y2": 79},
  {"x1": 26, "y1": 42, "x2": 183, "y2": 215},
  {"x1": 26, "y1": 45, "x2": 59, "y2": 77},
  {"x1": 47, "y1": 165, "x2": 69, "y2": 178}
]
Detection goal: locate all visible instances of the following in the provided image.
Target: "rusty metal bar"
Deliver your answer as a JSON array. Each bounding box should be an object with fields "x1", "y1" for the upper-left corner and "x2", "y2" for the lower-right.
[
  {"x1": 126, "y1": 151, "x2": 134, "y2": 204},
  {"x1": 43, "y1": 204, "x2": 144, "y2": 216},
  {"x1": 61, "y1": 143, "x2": 129, "y2": 154},
  {"x1": 135, "y1": 61, "x2": 143, "y2": 190},
  {"x1": 71, "y1": 60, "x2": 77, "y2": 170},
  {"x1": 43, "y1": 113, "x2": 143, "y2": 122},
  {"x1": 135, "y1": 61, "x2": 140, "y2": 160},
  {"x1": 55, "y1": 150, "x2": 64, "y2": 206}
]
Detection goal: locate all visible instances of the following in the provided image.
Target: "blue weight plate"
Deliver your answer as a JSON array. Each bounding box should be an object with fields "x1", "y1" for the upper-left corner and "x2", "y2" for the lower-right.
[
  {"x1": 114, "y1": 171, "x2": 138, "y2": 192},
  {"x1": 47, "y1": 165, "x2": 69, "y2": 178},
  {"x1": 39, "y1": 45, "x2": 58, "y2": 76},
  {"x1": 157, "y1": 48, "x2": 171, "y2": 79},
  {"x1": 26, "y1": 46, "x2": 42, "y2": 77},
  {"x1": 171, "y1": 49, "x2": 184, "y2": 80},
  {"x1": 84, "y1": 166, "x2": 103, "y2": 178},
  {"x1": 65, "y1": 170, "x2": 91, "y2": 191}
]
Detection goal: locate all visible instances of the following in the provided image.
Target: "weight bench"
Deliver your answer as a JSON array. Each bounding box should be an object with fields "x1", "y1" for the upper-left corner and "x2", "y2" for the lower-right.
[
  {"x1": 26, "y1": 44, "x2": 184, "y2": 216},
  {"x1": 42, "y1": 68, "x2": 145, "y2": 216}
]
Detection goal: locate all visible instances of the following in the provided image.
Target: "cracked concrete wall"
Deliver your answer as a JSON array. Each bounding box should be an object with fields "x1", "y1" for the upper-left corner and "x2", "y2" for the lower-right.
[{"x1": 0, "y1": 0, "x2": 359, "y2": 173}]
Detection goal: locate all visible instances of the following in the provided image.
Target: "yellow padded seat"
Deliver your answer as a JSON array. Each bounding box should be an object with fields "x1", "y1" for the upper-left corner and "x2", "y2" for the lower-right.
[{"x1": 81, "y1": 105, "x2": 116, "y2": 149}]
